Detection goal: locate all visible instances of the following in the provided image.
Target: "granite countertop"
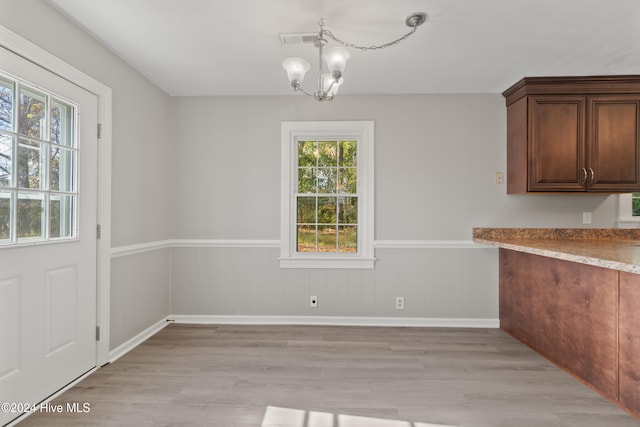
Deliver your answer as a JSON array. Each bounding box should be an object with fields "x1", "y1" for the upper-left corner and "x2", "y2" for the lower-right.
[{"x1": 473, "y1": 228, "x2": 640, "y2": 274}]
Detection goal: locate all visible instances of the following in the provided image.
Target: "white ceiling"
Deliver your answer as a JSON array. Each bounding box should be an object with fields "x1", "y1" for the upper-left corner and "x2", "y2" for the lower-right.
[{"x1": 47, "y1": 0, "x2": 640, "y2": 96}]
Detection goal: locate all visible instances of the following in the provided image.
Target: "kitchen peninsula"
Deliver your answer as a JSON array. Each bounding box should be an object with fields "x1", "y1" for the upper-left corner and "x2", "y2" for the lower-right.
[{"x1": 474, "y1": 228, "x2": 640, "y2": 419}]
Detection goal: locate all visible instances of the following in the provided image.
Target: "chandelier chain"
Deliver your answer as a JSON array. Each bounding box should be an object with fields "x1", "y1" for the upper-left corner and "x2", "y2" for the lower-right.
[{"x1": 321, "y1": 26, "x2": 418, "y2": 52}]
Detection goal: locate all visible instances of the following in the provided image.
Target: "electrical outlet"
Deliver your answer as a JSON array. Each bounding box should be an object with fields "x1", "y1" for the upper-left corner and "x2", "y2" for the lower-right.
[
  {"x1": 582, "y1": 211, "x2": 592, "y2": 224},
  {"x1": 495, "y1": 171, "x2": 504, "y2": 184},
  {"x1": 395, "y1": 296, "x2": 405, "y2": 310},
  {"x1": 310, "y1": 296, "x2": 318, "y2": 308}
]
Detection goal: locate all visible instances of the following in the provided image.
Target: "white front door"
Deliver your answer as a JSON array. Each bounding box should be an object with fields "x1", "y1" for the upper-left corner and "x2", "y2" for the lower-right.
[{"x1": 0, "y1": 45, "x2": 98, "y2": 426}]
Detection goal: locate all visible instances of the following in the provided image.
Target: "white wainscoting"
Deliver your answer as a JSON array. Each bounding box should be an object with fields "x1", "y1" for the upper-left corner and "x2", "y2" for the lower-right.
[
  {"x1": 110, "y1": 246, "x2": 171, "y2": 351},
  {"x1": 168, "y1": 239, "x2": 499, "y2": 325},
  {"x1": 110, "y1": 240, "x2": 499, "y2": 343}
]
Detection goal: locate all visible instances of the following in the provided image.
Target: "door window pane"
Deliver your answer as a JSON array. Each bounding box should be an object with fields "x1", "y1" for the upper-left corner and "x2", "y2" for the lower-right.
[
  {"x1": 51, "y1": 99, "x2": 74, "y2": 147},
  {"x1": 50, "y1": 147, "x2": 74, "y2": 192},
  {"x1": 0, "y1": 191, "x2": 10, "y2": 241},
  {"x1": 17, "y1": 139, "x2": 44, "y2": 189},
  {"x1": 50, "y1": 194, "x2": 73, "y2": 238},
  {"x1": 0, "y1": 77, "x2": 14, "y2": 132},
  {"x1": 19, "y1": 87, "x2": 46, "y2": 139},
  {"x1": 0, "y1": 133, "x2": 12, "y2": 187},
  {"x1": 17, "y1": 192, "x2": 44, "y2": 239}
]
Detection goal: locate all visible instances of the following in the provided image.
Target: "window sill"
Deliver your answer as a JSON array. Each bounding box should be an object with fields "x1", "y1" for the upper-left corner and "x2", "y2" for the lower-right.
[
  {"x1": 279, "y1": 257, "x2": 376, "y2": 269},
  {"x1": 616, "y1": 219, "x2": 640, "y2": 228}
]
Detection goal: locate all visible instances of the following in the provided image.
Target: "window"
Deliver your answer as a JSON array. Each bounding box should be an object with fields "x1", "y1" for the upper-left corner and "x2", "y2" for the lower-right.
[
  {"x1": 617, "y1": 193, "x2": 640, "y2": 227},
  {"x1": 633, "y1": 192, "x2": 640, "y2": 216},
  {"x1": 0, "y1": 73, "x2": 77, "y2": 245},
  {"x1": 280, "y1": 121, "x2": 374, "y2": 268}
]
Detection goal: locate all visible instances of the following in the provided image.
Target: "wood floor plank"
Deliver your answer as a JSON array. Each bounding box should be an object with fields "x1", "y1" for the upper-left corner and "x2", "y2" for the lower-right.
[{"x1": 15, "y1": 324, "x2": 640, "y2": 427}]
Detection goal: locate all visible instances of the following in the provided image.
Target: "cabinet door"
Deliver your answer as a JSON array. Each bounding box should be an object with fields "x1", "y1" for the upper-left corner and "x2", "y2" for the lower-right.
[
  {"x1": 588, "y1": 96, "x2": 640, "y2": 191},
  {"x1": 528, "y1": 96, "x2": 586, "y2": 191}
]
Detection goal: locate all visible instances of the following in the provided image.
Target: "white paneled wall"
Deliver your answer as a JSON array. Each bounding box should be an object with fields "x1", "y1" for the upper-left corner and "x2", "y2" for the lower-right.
[
  {"x1": 170, "y1": 243, "x2": 498, "y2": 325},
  {"x1": 110, "y1": 248, "x2": 171, "y2": 349}
]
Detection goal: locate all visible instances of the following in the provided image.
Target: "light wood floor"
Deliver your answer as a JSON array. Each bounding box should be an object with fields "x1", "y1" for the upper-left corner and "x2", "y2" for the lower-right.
[{"x1": 17, "y1": 324, "x2": 640, "y2": 427}]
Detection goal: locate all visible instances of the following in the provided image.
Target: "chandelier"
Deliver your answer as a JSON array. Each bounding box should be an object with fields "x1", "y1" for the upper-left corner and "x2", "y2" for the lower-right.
[{"x1": 281, "y1": 12, "x2": 427, "y2": 102}]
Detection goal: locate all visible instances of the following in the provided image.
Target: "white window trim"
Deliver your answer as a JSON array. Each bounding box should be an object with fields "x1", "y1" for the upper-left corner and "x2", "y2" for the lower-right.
[
  {"x1": 617, "y1": 193, "x2": 640, "y2": 228},
  {"x1": 280, "y1": 121, "x2": 375, "y2": 269}
]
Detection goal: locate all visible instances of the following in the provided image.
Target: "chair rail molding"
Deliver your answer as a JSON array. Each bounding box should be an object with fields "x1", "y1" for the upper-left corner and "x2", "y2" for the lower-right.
[{"x1": 111, "y1": 238, "x2": 487, "y2": 257}]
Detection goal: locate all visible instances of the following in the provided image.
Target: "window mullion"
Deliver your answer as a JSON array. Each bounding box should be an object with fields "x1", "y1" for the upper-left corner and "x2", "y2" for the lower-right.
[
  {"x1": 10, "y1": 190, "x2": 16, "y2": 243},
  {"x1": 43, "y1": 144, "x2": 50, "y2": 240},
  {"x1": 335, "y1": 149, "x2": 339, "y2": 252},
  {"x1": 314, "y1": 140, "x2": 319, "y2": 253},
  {"x1": 11, "y1": 82, "x2": 18, "y2": 243},
  {"x1": 44, "y1": 94, "x2": 50, "y2": 240}
]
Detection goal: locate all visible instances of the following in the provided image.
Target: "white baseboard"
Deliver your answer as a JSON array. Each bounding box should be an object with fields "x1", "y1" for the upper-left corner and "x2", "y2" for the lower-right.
[
  {"x1": 108, "y1": 317, "x2": 170, "y2": 363},
  {"x1": 168, "y1": 315, "x2": 499, "y2": 328}
]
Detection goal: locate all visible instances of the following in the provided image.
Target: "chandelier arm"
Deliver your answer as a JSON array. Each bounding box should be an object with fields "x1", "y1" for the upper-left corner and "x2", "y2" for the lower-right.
[
  {"x1": 324, "y1": 79, "x2": 337, "y2": 94},
  {"x1": 293, "y1": 83, "x2": 314, "y2": 97},
  {"x1": 321, "y1": 25, "x2": 418, "y2": 52}
]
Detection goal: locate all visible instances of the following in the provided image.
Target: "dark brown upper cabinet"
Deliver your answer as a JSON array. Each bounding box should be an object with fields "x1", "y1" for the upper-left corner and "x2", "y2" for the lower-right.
[{"x1": 503, "y1": 76, "x2": 640, "y2": 194}]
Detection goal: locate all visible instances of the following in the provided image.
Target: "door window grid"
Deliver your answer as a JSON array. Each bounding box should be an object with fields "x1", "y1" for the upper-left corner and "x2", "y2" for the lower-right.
[{"x1": 0, "y1": 73, "x2": 77, "y2": 245}]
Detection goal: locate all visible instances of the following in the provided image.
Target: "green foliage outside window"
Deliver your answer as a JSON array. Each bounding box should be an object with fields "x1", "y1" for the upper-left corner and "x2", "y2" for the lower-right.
[
  {"x1": 633, "y1": 193, "x2": 640, "y2": 216},
  {"x1": 296, "y1": 139, "x2": 358, "y2": 253}
]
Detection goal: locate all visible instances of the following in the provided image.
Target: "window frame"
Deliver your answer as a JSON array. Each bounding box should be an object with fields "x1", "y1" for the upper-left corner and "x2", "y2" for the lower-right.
[
  {"x1": 0, "y1": 72, "x2": 79, "y2": 247},
  {"x1": 280, "y1": 121, "x2": 375, "y2": 269},
  {"x1": 617, "y1": 193, "x2": 640, "y2": 228}
]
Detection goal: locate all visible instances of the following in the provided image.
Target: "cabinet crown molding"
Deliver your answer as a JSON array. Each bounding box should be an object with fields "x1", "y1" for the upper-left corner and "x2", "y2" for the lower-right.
[{"x1": 503, "y1": 75, "x2": 640, "y2": 106}]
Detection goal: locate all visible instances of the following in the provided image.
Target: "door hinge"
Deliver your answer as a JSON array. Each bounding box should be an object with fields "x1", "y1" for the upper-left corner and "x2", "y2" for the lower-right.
[
  {"x1": 96, "y1": 224, "x2": 101, "y2": 239},
  {"x1": 97, "y1": 123, "x2": 102, "y2": 139},
  {"x1": 96, "y1": 326, "x2": 100, "y2": 341}
]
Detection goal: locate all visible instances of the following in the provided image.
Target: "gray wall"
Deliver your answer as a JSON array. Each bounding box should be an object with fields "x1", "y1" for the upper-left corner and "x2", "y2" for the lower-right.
[
  {"x1": 171, "y1": 95, "x2": 617, "y2": 241},
  {"x1": 169, "y1": 95, "x2": 617, "y2": 320},
  {"x1": 0, "y1": 0, "x2": 173, "y2": 350}
]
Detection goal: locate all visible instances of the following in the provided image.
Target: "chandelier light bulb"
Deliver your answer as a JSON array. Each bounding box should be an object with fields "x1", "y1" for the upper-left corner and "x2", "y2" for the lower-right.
[
  {"x1": 323, "y1": 47, "x2": 350, "y2": 75},
  {"x1": 321, "y1": 73, "x2": 343, "y2": 97},
  {"x1": 282, "y1": 57, "x2": 311, "y2": 84}
]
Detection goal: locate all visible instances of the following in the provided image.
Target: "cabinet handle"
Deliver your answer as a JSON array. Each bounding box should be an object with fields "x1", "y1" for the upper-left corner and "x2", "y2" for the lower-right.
[
  {"x1": 589, "y1": 167, "x2": 595, "y2": 184},
  {"x1": 582, "y1": 168, "x2": 588, "y2": 184}
]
